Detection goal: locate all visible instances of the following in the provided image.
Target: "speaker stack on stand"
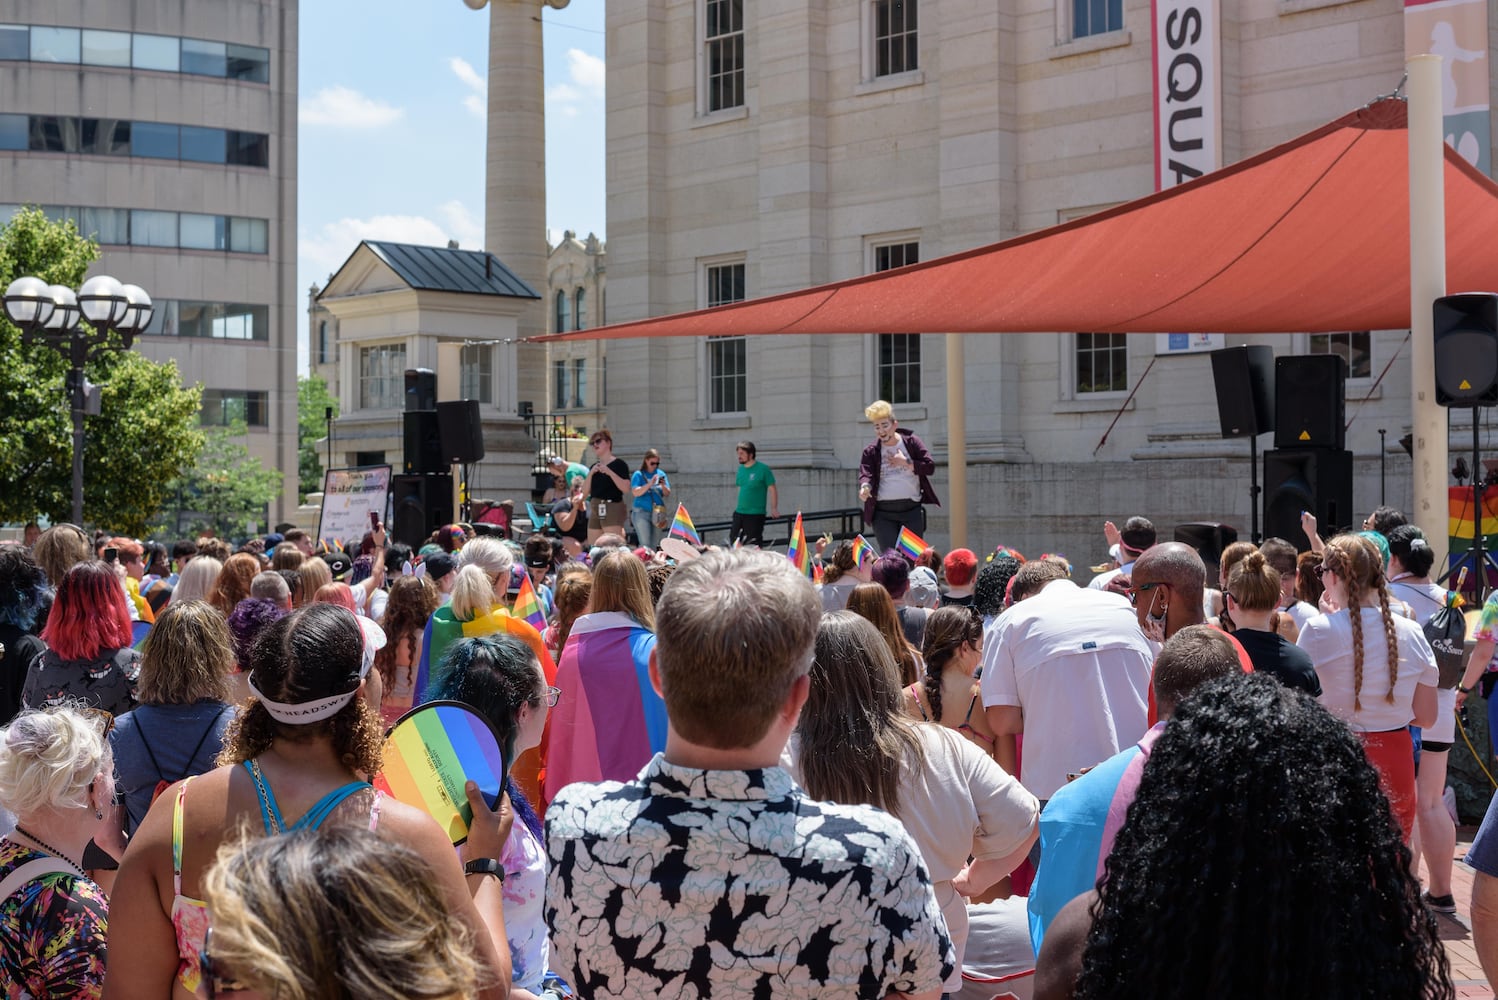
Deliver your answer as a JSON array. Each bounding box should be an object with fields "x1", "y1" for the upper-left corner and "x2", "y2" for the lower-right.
[
  {"x1": 1262, "y1": 355, "x2": 1353, "y2": 550},
  {"x1": 1432, "y1": 293, "x2": 1498, "y2": 594},
  {"x1": 393, "y1": 369, "x2": 451, "y2": 549}
]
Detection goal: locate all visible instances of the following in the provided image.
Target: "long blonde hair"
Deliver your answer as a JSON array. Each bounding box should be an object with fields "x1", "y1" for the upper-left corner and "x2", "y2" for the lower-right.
[
  {"x1": 589, "y1": 550, "x2": 656, "y2": 631},
  {"x1": 1322, "y1": 534, "x2": 1399, "y2": 712}
]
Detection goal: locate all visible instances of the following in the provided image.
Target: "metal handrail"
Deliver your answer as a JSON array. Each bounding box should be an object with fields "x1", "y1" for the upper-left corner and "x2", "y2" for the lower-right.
[{"x1": 693, "y1": 508, "x2": 865, "y2": 546}]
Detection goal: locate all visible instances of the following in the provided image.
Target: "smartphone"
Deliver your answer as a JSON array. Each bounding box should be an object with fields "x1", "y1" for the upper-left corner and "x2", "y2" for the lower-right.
[
  {"x1": 369, "y1": 510, "x2": 381, "y2": 531},
  {"x1": 103, "y1": 547, "x2": 118, "y2": 564}
]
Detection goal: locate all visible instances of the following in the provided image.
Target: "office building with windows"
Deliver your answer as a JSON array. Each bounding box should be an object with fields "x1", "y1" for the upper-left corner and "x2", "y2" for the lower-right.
[
  {"x1": 546, "y1": 230, "x2": 607, "y2": 434},
  {"x1": 0, "y1": 1, "x2": 298, "y2": 522},
  {"x1": 601, "y1": 0, "x2": 1459, "y2": 553}
]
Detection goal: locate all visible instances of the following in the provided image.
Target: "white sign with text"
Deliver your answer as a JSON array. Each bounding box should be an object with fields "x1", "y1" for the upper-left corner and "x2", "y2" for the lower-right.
[{"x1": 317, "y1": 466, "x2": 392, "y2": 545}]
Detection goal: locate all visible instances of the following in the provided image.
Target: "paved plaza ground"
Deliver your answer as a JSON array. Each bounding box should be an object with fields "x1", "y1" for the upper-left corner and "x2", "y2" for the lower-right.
[{"x1": 1434, "y1": 827, "x2": 1492, "y2": 997}]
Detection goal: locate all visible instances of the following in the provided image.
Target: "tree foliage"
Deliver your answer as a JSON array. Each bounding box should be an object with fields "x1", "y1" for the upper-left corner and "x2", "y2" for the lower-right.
[
  {"x1": 298, "y1": 374, "x2": 338, "y2": 500},
  {"x1": 0, "y1": 208, "x2": 203, "y2": 533},
  {"x1": 149, "y1": 421, "x2": 283, "y2": 540}
]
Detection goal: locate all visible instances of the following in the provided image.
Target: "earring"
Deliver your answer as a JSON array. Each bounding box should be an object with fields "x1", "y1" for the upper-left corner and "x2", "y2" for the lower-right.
[{"x1": 95, "y1": 810, "x2": 103, "y2": 820}]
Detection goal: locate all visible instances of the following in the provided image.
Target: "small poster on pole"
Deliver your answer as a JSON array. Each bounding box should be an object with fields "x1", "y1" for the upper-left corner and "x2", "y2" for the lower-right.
[{"x1": 317, "y1": 465, "x2": 392, "y2": 546}]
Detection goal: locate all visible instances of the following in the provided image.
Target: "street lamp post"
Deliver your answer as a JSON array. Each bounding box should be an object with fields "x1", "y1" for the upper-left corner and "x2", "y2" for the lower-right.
[{"x1": 3, "y1": 275, "x2": 153, "y2": 525}]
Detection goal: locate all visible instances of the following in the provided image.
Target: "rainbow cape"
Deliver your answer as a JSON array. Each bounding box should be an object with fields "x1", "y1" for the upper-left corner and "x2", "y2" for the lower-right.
[
  {"x1": 543, "y1": 611, "x2": 665, "y2": 804},
  {"x1": 670, "y1": 503, "x2": 701, "y2": 546},
  {"x1": 896, "y1": 526, "x2": 931, "y2": 560},
  {"x1": 514, "y1": 572, "x2": 547, "y2": 631},
  {"x1": 787, "y1": 512, "x2": 811, "y2": 577},
  {"x1": 413, "y1": 603, "x2": 556, "y2": 704},
  {"x1": 852, "y1": 534, "x2": 877, "y2": 568}
]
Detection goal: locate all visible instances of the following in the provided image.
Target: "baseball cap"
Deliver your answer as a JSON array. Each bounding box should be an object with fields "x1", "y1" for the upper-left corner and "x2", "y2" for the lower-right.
[
  {"x1": 424, "y1": 552, "x2": 457, "y2": 582},
  {"x1": 907, "y1": 566, "x2": 940, "y2": 609},
  {"x1": 320, "y1": 551, "x2": 352, "y2": 580}
]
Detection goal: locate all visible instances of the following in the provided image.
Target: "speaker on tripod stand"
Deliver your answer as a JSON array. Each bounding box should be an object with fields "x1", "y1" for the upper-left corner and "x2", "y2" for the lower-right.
[{"x1": 1433, "y1": 292, "x2": 1498, "y2": 597}]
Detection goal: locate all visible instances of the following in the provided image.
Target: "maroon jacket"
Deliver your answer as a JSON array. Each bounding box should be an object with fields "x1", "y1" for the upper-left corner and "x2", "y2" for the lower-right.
[{"x1": 859, "y1": 428, "x2": 940, "y2": 523}]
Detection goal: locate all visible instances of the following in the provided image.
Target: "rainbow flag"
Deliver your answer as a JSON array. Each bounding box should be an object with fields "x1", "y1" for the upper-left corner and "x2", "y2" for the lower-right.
[
  {"x1": 514, "y1": 572, "x2": 547, "y2": 631},
  {"x1": 413, "y1": 603, "x2": 557, "y2": 704},
  {"x1": 896, "y1": 526, "x2": 931, "y2": 560},
  {"x1": 670, "y1": 504, "x2": 701, "y2": 546},
  {"x1": 543, "y1": 611, "x2": 665, "y2": 805},
  {"x1": 852, "y1": 534, "x2": 876, "y2": 568},
  {"x1": 813, "y1": 563, "x2": 825, "y2": 585},
  {"x1": 787, "y1": 512, "x2": 811, "y2": 578}
]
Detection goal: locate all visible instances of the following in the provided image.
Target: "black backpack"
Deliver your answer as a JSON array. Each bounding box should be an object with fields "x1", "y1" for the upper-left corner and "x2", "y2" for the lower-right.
[{"x1": 1423, "y1": 592, "x2": 1467, "y2": 689}]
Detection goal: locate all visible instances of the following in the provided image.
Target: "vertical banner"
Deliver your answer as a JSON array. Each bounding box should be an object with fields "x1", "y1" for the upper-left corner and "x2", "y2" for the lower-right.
[
  {"x1": 1152, "y1": 0, "x2": 1222, "y2": 191},
  {"x1": 1405, "y1": 0, "x2": 1491, "y2": 176}
]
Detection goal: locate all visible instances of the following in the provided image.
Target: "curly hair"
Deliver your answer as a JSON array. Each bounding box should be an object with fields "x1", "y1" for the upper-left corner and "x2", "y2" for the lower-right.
[
  {"x1": 1076, "y1": 673, "x2": 1451, "y2": 1000},
  {"x1": 1322, "y1": 534, "x2": 1399, "y2": 712},
  {"x1": 220, "y1": 604, "x2": 383, "y2": 776},
  {"x1": 0, "y1": 544, "x2": 50, "y2": 631},
  {"x1": 974, "y1": 555, "x2": 1021, "y2": 618},
  {"x1": 822, "y1": 541, "x2": 857, "y2": 584},
  {"x1": 225, "y1": 598, "x2": 288, "y2": 673},
  {"x1": 375, "y1": 577, "x2": 440, "y2": 693},
  {"x1": 920, "y1": 606, "x2": 983, "y2": 722}
]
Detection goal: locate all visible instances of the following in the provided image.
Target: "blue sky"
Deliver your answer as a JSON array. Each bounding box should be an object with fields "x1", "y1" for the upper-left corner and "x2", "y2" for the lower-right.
[{"x1": 297, "y1": 0, "x2": 606, "y2": 372}]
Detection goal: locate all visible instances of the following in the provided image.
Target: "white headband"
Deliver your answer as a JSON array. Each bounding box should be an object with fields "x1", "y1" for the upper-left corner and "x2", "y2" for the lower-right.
[{"x1": 247, "y1": 677, "x2": 359, "y2": 724}]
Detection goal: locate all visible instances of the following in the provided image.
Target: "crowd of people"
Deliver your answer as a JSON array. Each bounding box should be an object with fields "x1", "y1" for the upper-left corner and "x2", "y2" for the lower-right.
[{"x1": 0, "y1": 410, "x2": 1494, "y2": 996}]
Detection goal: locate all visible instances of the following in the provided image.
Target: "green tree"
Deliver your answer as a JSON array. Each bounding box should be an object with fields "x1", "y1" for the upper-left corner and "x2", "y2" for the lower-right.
[
  {"x1": 298, "y1": 373, "x2": 338, "y2": 500},
  {"x1": 0, "y1": 208, "x2": 202, "y2": 533},
  {"x1": 150, "y1": 421, "x2": 283, "y2": 539}
]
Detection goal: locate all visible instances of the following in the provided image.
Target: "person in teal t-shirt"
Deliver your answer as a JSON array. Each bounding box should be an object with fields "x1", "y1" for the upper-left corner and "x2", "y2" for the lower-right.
[{"x1": 731, "y1": 441, "x2": 777, "y2": 547}]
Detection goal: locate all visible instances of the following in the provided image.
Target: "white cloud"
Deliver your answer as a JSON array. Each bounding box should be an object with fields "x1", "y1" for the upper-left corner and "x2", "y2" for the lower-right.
[
  {"x1": 567, "y1": 49, "x2": 605, "y2": 98},
  {"x1": 300, "y1": 203, "x2": 486, "y2": 282},
  {"x1": 450, "y1": 56, "x2": 487, "y2": 118},
  {"x1": 546, "y1": 48, "x2": 604, "y2": 118},
  {"x1": 464, "y1": 94, "x2": 486, "y2": 118},
  {"x1": 299, "y1": 85, "x2": 404, "y2": 128}
]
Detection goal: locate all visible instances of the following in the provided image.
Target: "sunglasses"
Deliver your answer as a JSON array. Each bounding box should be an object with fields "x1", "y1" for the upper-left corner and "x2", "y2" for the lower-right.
[
  {"x1": 1313, "y1": 563, "x2": 1333, "y2": 577},
  {"x1": 201, "y1": 926, "x2": 249, "y2": 998},
  {"x1": 80, "y1": 707, "x2": 114, "y2": 737},
  {"x1": 1127, "y1": 582, "x2": 1167, "y2": 607}
]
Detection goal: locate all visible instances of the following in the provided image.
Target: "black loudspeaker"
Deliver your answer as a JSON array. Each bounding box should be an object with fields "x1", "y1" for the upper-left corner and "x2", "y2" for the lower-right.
[
  {"x1": 1263, "y1": 448, "x2": 1354, "y2": 550},
  {"x1": 402, "y1": 410, "x2": 444, "y2": 475},
  {"x1": 1274, "y1": 355, "x2": 1346, "y2": 449},
  {"x1": 1209, "y1": 346, "x2": 1274, "y2": 438},
  {"x1": 404, "y1": 368, "x2": 436, "y2": 411},
  {"x1": 437, "y1": 399, "x2": 486, "y2": 464},
  {"x1": 1174, "y1": 522, "x2": 1240, "y2": 572},
  {"x1": 1434, "y1": 293, "x2": 1498, "y2": 407},
  {"x1": 390, "y1": 474, "x2": 453, "y2": 550}
]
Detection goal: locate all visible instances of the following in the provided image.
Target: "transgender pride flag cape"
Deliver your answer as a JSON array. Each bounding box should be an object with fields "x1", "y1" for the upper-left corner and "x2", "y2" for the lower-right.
[{"x1": 542, "y1": 610, "x2": 664, "y2": 804}]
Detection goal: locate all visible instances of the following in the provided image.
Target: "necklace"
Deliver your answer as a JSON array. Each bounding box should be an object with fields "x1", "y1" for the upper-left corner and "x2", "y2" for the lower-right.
[{"x1": 10, "y1": 826, "x2": 84, "y2": 876}]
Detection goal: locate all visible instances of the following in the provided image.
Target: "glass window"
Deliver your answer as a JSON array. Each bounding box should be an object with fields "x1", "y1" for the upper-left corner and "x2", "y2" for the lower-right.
[
  {"x1": 131, "y1": 121, "x2": 179, "y2": 159},
  {"x1": 0, "y1": 114, "x2": 26, "y2": 151},
  {"x1": 80, "y1": 118, "x2": 130, "y2": 156},
  {"x1": 225, "y1": 43, "x2": 270, "y2": 83},
  {"x1": 874, "y1": 0, "x2": 918, "y2": 77},
  {"x1": 1310, "y1": 331, "x2": 1371, "y2": 379},
  {"x1": 228, "y1": 131, "x2": 269, "y2": 167},
  {"x1": 554, "y1": 290, "x2": 569, "y2": 334},
  {"x1": 1075, "y1": 332, "x2": 1128, "y2": 393},
  {"x1": 705, "y1": 259, "x2": 748, "y2": 414},
  {"x1": 130, "y1": 210, "x2": 177, "y2": 247},
  {"x1": 318, "y1": 320, "x2": 330, "y2": 362},
  {"x1": 144, "y1": 299, "x2": 178, "y2": 336},
  {"x1": 201, "y1": 389, "x2": 268, "y2": 427},
  {"x1": 873, "y1": 242, "x2": 921, "y2": 404},
  {"x1": 574, "y1": 288, "x2": 587, "y2": 330},
  {"x1": 180, "y1": 38, "x2": 226, "y2": 77},
  {"x1": 78, "y1": 207, "x2": 129, "y2": 245},
  {"x1": 30, "y1": 26, "x2": 79, "y2": 63},
  {"x1": 132, "y1": 33, "x2": 179, "y2": 72},
  {"x1": 359, "y1": 345, "x2": 406, "y2": 410},
  {"x1": 0, "y1": 25, "x2": 28, "y2": 61},
  {"x1": 554, "y1": 360, "x2": 571, "y2": 411},
  {"x1": 180, "y1": 213, "x2": 226, "y2": 250},
  {"x1": 1073, "y1": 0, "x2": 1123, "y2": 38},
  {"x1": 461, "y1": 344, "x2": 494, "y2": 404},
  {"x1": 229, "y1": 217, "x2": 267, "y2": 254},
  {"x1": 81, "y1": 29, "x2": 130, "y2": 67},
  {"x1": 704, "y1": 0, "x2": 744, "y2": 112},
  {"x1": 573, "y1": 357, "x2": 587, "y2": 408},
  {"x1": 212, "y1": 304, "x2": 260, "y2": 340},
  {"x1": 179, "y1": 126, "x2": 226, "y2": 163},
  {"x1": 28, "y1": 115, "x2": 76, "y2": 153}
]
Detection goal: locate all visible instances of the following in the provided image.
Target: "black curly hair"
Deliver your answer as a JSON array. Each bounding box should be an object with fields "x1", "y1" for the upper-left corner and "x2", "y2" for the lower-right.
[
  {"x1": 1075, "y1": 673, "x2": 1451, "y2": 1000},
  {"x1": 973, "y1": 555, "x2": 1021, "y2": 618}
]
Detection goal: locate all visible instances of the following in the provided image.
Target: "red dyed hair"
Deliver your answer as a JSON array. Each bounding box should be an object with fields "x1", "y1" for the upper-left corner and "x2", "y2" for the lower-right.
[
  {"x1": 313, "y1": 582, "x2": 357, "y2": 612},
  {"x1": 210, "y1": 553, "x2": 263, "y2": 617},
  {"x1": 41, "y1": 560, "x2": 134, "y2": 660}
]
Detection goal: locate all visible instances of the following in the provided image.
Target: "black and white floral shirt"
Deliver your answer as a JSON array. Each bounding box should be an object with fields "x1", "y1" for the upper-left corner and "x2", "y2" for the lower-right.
[{"x1": 545, "y1": 755, "x2": 955, "y2": 999}]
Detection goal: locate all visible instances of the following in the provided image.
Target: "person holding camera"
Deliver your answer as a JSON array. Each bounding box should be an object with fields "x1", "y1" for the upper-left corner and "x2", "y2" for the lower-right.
[
  {"x1": 630, "y1": 449, "x2": 672, "y2": 549},
  {"x1": 551, "y1": 468, "x2": 591, "y2": 558},
  {"x1": 586, "y1": 430, "x2": 632, "y2": 545}
]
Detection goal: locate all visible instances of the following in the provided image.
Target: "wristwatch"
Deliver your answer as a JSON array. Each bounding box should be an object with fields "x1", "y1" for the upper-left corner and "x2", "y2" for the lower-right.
[
  {"x1": 1459, "y1": 682, "x2": 1476, "y2": 695},
  {"x1": 463, "y1": 858, "x2": 505, "y2": 883}
]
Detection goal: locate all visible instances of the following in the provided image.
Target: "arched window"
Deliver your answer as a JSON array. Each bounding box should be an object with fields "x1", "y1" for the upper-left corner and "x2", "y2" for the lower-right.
[
  {"x1": 555, "y1": 290, "x2": 569, "y2": 333},
  {"x1": 574, "y1": 288, "x2": 587, "y2": 330}
]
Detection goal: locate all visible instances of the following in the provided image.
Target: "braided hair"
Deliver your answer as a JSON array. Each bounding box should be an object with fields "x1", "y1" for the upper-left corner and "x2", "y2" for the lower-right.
[
  {"x1": 919, "y1": 606, "x2": 983, "y2": 722},
  {"x1": 1076, "y1": 673, "x2": 1451, "y2": 1000},
  {"x1": 1323, "y1": 534, "x2": 1399, "y2": 712}
]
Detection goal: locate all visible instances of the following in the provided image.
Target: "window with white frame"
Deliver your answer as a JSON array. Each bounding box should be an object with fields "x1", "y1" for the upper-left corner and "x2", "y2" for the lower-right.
[
  {"x1": 1073, "y1": 0, "x2": 1123, "y2": 38},
  {"x1": 873, "y1": 241, "x2": 921, "y2": 404},
  {"x1": 705, "y1": 261, "x2": 747, "y2": 414},
  {"x1": 460, "y1": 344, "x2": 494, "y2": 404},
  {"x1": 358, "y1": 344, "x2": 405, "y2": 410},
  {"x1": 554, "y1": 290, "x2": 569, "y2": 334},
  {"x1": 1309, "y1": 331, "x2": 1371, "y2": 379},
  {"x1": 873, "y1": 0, "x2": 918, "y2": 77},
  {"x1": 554, "y1": 359, "x2": 571, "y2": 411},
  {"x1": 703, "y1": 0, "x2": 745, "y2": 112},
  {"x1": 1074, "y1": 333, "x2": 1128, "y2": 393}
]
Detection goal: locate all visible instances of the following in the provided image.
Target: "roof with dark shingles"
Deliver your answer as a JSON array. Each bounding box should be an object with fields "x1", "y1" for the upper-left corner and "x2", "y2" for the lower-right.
[{"x1": 363, "y1": 241, "x2": 541, "y2": 299}]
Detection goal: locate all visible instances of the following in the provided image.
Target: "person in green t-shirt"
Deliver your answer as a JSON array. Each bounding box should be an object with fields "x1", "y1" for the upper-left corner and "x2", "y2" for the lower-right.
[{"x1": 732, "y1": 441, "x2": 778, "y2": 547}]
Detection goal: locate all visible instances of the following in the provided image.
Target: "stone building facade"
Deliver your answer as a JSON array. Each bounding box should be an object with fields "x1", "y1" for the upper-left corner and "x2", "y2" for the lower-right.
[{"x1": 546, "y1": 231, "x2": 608, "y2": 434}]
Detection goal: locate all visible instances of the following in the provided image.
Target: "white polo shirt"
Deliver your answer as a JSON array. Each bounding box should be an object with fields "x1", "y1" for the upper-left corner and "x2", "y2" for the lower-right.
[{"x1": 980, "y1": 579, "x2": 1154, "y2": 799}]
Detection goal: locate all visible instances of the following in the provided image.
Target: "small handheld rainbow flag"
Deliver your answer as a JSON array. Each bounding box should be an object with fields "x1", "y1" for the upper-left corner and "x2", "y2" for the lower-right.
[
  {"x1": 896, "y1": 526, "x2": 931, "y2": 560},
  {"x1": 514, "y1": 571, "x2": 547, "y2": 631},
  {"x1": 852, "y1": 534, "x2": 876, "y2": 568},
  {"x1": 670, "y1": 504, "x2": 702, "y2": 546},
  {"x1": 813, "y1": 563, "x2": 825, "y2": 585},
  {"x1": 787, "y1": 512, "x2": 811, "y2": 577}
]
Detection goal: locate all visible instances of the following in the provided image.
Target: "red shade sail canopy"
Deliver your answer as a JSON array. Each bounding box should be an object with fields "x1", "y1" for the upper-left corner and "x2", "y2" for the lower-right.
[{"x1": 538, "y1": 99, "x2": 1498, "y2": 342}]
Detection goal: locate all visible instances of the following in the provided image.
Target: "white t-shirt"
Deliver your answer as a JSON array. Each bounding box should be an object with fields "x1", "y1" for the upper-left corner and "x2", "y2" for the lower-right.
[
  {"x1": 878, "y1": 441, "x2": 922, "y2": 502},
  {"x1": 980, "y1": 579, "x2": 1154, "y2": 799},
  {"x1": 1297, "y1": 608, "x2": 1438, "y2": 732},
  {"x1": 1388, "y1": 578, "x2": 1445, "y2": 626},
  {"x1": 1280, "y1": 600, "x2": 1320, "y2": 631},
  {"x1": 1087, "y1": 561, "x2": 1134, "y2": 591}
]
